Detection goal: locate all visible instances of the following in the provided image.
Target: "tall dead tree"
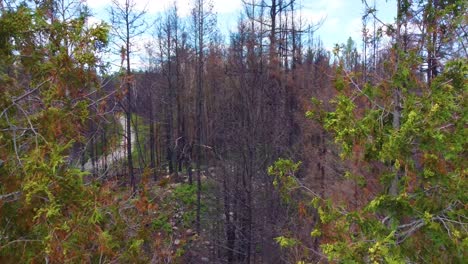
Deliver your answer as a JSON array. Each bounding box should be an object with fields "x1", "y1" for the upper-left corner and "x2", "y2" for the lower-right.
[
  {"x1": 191, "y1": 0, "x2": 216, "y2": 234},
  {"x1": 157, "y1": 7, "x2": 179, "y2": 177},
  {"x1": 110, "y1": 0, "x2": 147, "y2": 194}
]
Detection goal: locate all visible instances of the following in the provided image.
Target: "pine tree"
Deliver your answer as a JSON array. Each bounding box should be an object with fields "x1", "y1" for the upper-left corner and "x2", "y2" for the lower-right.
[
  {"x1": 0, "y1": 1, "x2": 110, "y2": 261},
  {"x1": 305, "y1": 1, "x2": 467, "y2": 262}
]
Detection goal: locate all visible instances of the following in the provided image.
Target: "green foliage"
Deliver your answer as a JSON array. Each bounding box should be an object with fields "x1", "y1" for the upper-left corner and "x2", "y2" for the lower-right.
[
  {"x1": 171, "y1": 183, "x2": 199, "y2": 226},
  {"x1": 301, "y1": 2, "x2": 468, "y2": 260},
  {"x1": 0, "y1": 2, "x2": 111, "y2": 262},
  {"x1": 129, "y1": 239, "x2": 144, "y2": 253},
  {"x1": 152, "y1": 215, "x2": 172, "y2": 233},
  {"x1": 268, "y1": 159, "x2": 302, "y2": 203},
  {"x1": 344, "y1": 171, "x2": 367, "y2": 187},
  {"x1": 172, "y1": 183, "x2": 197, "y2": 205},
  {"x1": 275, "y1": 236, "x2": 300, "y2": 248},
  {"x1": 309, "y1": 54, "x2": 468, "y2": 262},
  {"x1": 310, "y1": 228, "x2": 321, "y2": 237}
]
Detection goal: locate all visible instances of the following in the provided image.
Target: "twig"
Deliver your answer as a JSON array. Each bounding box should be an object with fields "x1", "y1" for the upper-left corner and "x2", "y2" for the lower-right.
[
  {"x1": 0, "y1": 191, "x2": 21, "y2": 202},
  {"x1": 0, "y1": 79, "x2": 49, "y2": 119},
  {"x1": 344, "y1": 70, "x2": 387, "y2": 111},
  {"x1": 0, "y1": 239, "x2": 41, "y2": 250}
]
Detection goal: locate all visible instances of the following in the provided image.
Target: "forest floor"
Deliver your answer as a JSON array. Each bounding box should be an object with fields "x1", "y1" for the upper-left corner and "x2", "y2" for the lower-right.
[
  {"x1": 95, "y1": 167, "x2": 215, "y2": 263},
  {"x1": 80, "y1": 113, "x2": 216, "y2": 262}
]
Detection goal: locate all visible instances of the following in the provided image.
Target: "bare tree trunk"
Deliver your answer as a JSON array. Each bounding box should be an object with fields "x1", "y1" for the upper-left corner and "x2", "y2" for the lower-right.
[
  {"x1": 126, "y1": 38, "x2": 135, "y2": 194},
  {"x1": 195, "y1": 0, "x2": 204, "y2": 235},
  {"x1": 133, "y1": 115, "x2": 146, "y2": 169},
  {"x1": 390, "y1": 0, "x2": 403, "y2": 197},
  {"x1": 80, "y1": 142, "x2": 86, "y2": 172},
  {"x1": 102, "y1": 129, "x2": 107, "y2": 175},
  {"x1": 150, "y1": 117, "x2": 156, "y2": 180},
  {"x1": 148, "y1": 83, "x2": 157, "y2": 181},
  {"x1": 269, "y1": 0, "x2": 277, "y2": 67},
  {"x1": 427, "y1": 0, "x2": 439, "y2": 87},
  {"x1": 110, "y1": 0, "x2": 147, "y2": 195},
  {"x1": 91, "y1": 134, "x2": 96, "y2": 175},
  {"x1": 224, "y1": 171, "x2": 235, "y2": 262}
]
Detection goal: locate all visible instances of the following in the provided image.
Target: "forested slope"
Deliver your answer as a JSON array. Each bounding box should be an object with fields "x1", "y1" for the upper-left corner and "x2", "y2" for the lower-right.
[{"x1": 0, "y1": 0, "x2": 466, "y2": 263}]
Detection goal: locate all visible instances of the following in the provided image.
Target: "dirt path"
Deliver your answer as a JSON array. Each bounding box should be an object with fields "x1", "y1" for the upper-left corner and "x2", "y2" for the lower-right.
[{"x1": 83, "y1": 115, "x2": 135, "y2": 172}]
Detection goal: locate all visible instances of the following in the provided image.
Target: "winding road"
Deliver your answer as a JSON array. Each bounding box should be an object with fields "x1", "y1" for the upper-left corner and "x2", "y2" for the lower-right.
[{"x1": 83, "y1": 115, "x2": 135, "y2": 173}]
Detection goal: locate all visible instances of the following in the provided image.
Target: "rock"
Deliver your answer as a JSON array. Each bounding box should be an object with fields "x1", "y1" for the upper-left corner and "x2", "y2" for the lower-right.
[
  {"x1": 201, "y1": 257, "x2": 209, "y2": 262},
  {"x1": 186, "y1": 229, "x2": 194, "y2": 236},
  {"x1": 170, "y1": 183, "x2": 181, "y2": 188},
  {"x1": 174, "y1": 239, "x2": 180, "y2": 245}
]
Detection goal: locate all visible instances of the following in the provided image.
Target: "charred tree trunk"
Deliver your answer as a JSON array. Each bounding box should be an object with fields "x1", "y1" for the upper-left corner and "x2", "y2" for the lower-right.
[{"x1": 149, "y1": 88, "x2": 157, "y2": 180}]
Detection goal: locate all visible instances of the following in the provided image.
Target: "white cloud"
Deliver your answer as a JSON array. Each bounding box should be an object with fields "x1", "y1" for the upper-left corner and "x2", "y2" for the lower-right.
[
  {"x1": 86, "y1": 16, "x2": 104, "y2": 26},
  {"x1": 301, "y1": 0, "x2": 344, "y2": 13},
  {"x1": 83, "y1": 0, "x2": 110, "y2": 10},
  {"x1": 345, "y1": 17, "x2": 364, "y2": 43},
  {"x1": 299, "y1": 9, "x2": 328, "y2": 25},
  {"x1": 84, "y1": 0, "x2": 185, "y2": 16},
  {"x1": 212, "y1": 0, "x2": 242, "y2": 14},
  {"x1": 85, "y1": 0, "x2": 242, "y2": 17}
]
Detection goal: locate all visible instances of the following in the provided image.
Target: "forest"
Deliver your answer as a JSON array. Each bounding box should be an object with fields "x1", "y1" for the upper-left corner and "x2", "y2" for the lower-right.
[{"x1": 0, "y1": 0, "x2": 467, "y2": 263}]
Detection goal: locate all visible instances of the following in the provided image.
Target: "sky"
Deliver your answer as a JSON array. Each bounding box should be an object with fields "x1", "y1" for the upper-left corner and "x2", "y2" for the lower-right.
[{"x1": 84, "y1": 0, "x2": 397, "y2": 69}]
